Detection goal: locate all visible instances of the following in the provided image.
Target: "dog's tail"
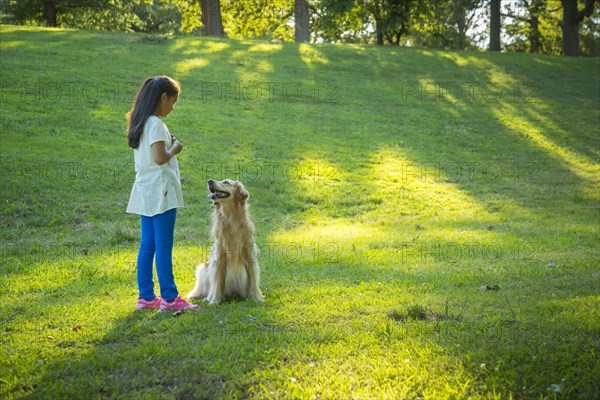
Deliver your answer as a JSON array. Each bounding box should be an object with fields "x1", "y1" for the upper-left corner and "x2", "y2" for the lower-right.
[{"x1": 187, "y1": 263, "x2": 207, "y2": 299}]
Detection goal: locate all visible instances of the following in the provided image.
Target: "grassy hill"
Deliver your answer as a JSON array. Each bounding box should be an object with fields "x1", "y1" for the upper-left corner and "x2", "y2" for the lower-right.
[{"x1": 0, "y1": 25, "x2": 599, "y2": 399}]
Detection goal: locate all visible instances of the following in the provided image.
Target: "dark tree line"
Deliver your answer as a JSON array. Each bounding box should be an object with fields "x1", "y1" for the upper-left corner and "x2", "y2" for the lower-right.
[{"x1": 1, "y1": 0, "x2": 597, "y2": 56}]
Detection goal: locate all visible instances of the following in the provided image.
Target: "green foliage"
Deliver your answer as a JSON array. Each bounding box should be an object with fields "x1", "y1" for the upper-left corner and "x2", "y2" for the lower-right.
[
  {"x1": 221, "y1": 0, "x2": 294, "y2": 41},
  {"x1": 502, "y1": 0, "x2": 599, "y2": 56},
  {"x1": 0, "y1": 0, "x2": 200, "y2": 33},
  {"x1": 0, "y1": 0, "x2": 41, "y2": 25},
  {"x1": 537, "y1": 0, "x2": 563, "y2": 54},
  {"x1": 577, "y1": 3, "x2": 600, "y2": 56},
  {"x1": 313, "y1": 0, "x2": 472, "y2": 49},
  {"x1": 58, "y1": 0, "x2": 143, "y2": 32},
  {"x1": 502, "y1": 0, "x2": 562, "y2": 55},
  {"x1": 312, "y1": 0, "x2": 368, "y2": 43},
  {"x1": 132, "y1": 0, "x2": 184, "y2": 34},
  {"x1": 1, "y1": 0, "x2": 107, "y2": 26},
  {"x1": 172, "y1": 0, "x2": 201, "y2": 34},
  {"x1": 410, "y1": 0, "x2": 484, "y2": 49},
  {"x1": 1, "y1": 0, "x2": 598, "y2": 54}
]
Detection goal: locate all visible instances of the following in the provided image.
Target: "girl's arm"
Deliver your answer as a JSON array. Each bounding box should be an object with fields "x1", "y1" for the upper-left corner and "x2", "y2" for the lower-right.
[{"x1": 151, "y1": 140, "x2": 182, "y2": 165}]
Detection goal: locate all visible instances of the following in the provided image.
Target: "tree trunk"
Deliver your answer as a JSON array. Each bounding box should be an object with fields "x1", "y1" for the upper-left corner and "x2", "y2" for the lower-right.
[
  {"x1": 200, "y1": 0, "x2": 225, "y2": 37},
  {"x1": 294, "y1": 0, "x2": 310, "y2": 43},
  {"x1": 489, "y1": 0, "x2": 501, "y2": 51},
  {"x1": 369, "y1": 1, "x2": 384, "y2": 45},
  {"x1": 455, "y1": 0, "x2": 467, "y2": 50},
  {"x1": 529, "y1": 16, "x2": 540, "y2": 53},
  {"x1": 561, "y1": 0, "x2": 580, "y2": 55},
  {"x1": 561, "y1": 0, "x2": 596, "y2": 56},
  {"x1": 385, "y1": 32, "x2": 394, "y2": 44},
  {"x1": 375, "y1": 28, "x2": 384, "y2": 45},
  {"x1": 43, "y1": 0, "x2": 57, "y2": 27},
  {"x1": 527, "y1": 0, "x2": 545, "y2": 53}
]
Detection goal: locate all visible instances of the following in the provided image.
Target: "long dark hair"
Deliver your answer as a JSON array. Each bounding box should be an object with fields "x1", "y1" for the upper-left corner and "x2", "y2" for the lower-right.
[{"x1": 126, "y1": 76, "x2": 180, "y2": 149}]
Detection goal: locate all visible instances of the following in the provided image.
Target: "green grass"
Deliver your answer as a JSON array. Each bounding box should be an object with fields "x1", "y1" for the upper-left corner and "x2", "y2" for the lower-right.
[{"x1": 1, "y1": 25, "x2": 599, "y2": 399}]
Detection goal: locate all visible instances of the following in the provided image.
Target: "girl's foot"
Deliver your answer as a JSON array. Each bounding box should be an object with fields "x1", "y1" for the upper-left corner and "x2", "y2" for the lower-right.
[
  {"x1": 136, "y1": 297, "x2": 162, "y2": 310},
  {"x1": 160, "y1": 296, "x2": 200, "y2": 311}
]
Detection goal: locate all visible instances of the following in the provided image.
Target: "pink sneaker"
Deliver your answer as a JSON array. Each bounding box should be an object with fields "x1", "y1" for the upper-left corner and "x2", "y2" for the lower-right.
[
  {"x1": 136, "y1": 297, "x2": 162, "y2": 310},
  {"x1": 160, "y1": 296, "x2": 200, "y2": 312}
]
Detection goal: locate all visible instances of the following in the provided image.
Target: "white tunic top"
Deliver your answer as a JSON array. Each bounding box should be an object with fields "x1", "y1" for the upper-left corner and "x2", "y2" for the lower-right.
[{"x1": 126, "y1": 116, "x2": 184, "y2": 217}]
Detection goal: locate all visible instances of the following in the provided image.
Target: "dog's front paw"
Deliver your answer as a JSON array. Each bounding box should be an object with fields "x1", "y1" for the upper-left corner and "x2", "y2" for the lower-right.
[
  {"x1": 206, "y1": 295, "x2": 223, "y2": 305},
  {"x1": 250, "y1": 292, "x2": 265, "y2": 302}
]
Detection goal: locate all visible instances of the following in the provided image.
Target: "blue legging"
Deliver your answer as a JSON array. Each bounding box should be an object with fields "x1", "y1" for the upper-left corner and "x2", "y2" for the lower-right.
[{"x1": 137, "y1": 208, "x2": 178, "y2": 302}]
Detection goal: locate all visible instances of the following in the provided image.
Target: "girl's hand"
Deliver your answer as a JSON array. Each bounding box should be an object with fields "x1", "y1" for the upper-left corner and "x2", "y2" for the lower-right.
[
  {"x1": 170, "y1": 140, "x2": 183, "y2": 155},
  {"x1": 151, "y1": 140, "x2": 181, "y2": 165}
]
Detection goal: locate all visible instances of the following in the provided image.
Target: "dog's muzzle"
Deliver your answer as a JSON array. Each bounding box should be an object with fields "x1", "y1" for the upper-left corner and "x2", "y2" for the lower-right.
[{"x1": 207, "y1": 179, "x2": 231, "y2": 200}]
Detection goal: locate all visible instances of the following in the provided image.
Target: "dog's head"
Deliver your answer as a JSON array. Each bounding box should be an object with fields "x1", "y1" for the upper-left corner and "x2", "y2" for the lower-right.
[{"x1": 207, "y1": 179, "x2": 249, "y2": 204}]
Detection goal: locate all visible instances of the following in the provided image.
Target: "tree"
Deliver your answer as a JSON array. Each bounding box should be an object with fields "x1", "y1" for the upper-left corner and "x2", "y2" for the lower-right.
[
  {"x1": 527, "y1": 0, "x2": 546, "y2": 52},
  {"x1": 488, "y1": 0, "x2": 501, "y2": 50},
  {"x1": 453, "y1": 0, "x2": 482, "y2": 50},
  {"x1": 43, "y1": 0, "x2": 57, "y2": 26},
  {"x1": 502, "y1": 0, "x2": 548, "y2": 53},
  {"x1": 579, "y1": 4, "x2": 600, "y2": 55},
  {"x1": 411, "y1": 0, "x2": 482, "y2": 50},
  {"x1": 364, "y1": 0, "x2": 423, "y2": 45},
  {"x1": 560, "y1": 0, "x2": 596, "y2": 56},
  {"x1": 2, "y1": 0, "x2": 107, "y2": 27},
  {"x1": 313, "y1": 0, "x2": 424, "y2": 46},
  {"x1": 200, "y1": 0, "x2": 225, "y2": 37},
  {"x1": 365, "y1": 0, "x2": 385, "y2": 44},
  {"x1": 219, "y1": 0, "x2": 293, "y2": 41},
  {"x1": 312, "y1": 0, "x2": 366, "y2": 44},
  {"x1": 295, "y1": 0, "x2": 310, "y2": 42},
  {"x1": 502, "y1": 0, "x2": 566, "y2": 54}
]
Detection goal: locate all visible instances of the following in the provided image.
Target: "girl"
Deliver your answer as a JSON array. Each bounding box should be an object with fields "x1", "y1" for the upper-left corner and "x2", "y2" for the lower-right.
[{"x1": 126, "y1": 76, "x2": 199, "y2": 311}]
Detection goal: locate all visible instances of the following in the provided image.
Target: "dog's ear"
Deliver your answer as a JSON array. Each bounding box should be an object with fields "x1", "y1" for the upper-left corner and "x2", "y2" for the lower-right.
[{"x1": 234, "y1": 183, "x2": 249, "y2": 204}]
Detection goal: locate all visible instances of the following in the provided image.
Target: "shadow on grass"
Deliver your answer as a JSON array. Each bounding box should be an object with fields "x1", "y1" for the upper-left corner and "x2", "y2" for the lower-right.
[{"x1": 23, "y1": 300, "x2": 285, "y2": 399}]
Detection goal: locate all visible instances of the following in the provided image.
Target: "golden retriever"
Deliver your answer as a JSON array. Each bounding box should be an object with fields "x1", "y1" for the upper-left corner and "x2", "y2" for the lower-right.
[{"x1": 187, "y1": 179, "x2": 264, "y2": 304}]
